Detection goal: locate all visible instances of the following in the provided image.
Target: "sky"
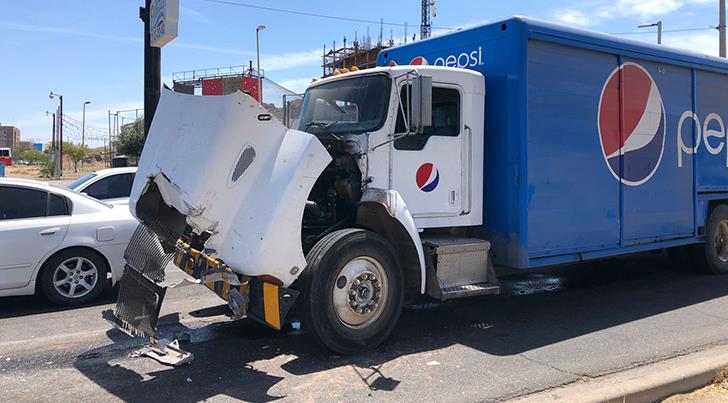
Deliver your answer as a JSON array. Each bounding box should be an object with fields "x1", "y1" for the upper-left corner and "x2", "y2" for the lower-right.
[{"x1": 0, "y1": 0, "x2": 723, "y2": 146}]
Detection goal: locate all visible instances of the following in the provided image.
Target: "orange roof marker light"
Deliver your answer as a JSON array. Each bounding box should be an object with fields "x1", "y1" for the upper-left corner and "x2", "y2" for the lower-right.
[
  {"x1": 350, "y1": 66, "x2": 360, "y2": 71},
  {"x1": 341, "y1": 68, "x2": 350, "y2": 73},
  {"x1": 388, "y1": 60, "x2": 398, "y2": 66},
  {"x1": 332, "y1": 70, "x2": 341, "y2": 76}
]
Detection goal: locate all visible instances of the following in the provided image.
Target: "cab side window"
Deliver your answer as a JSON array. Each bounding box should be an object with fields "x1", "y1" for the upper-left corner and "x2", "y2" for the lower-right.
[{"x1": 394, "y1": 86, "x2": 461, "y2": 150}]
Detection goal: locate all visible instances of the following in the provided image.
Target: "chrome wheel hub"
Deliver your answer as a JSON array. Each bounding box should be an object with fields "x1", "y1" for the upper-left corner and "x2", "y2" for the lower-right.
[
  {"x1": 53, "y1": 257, "x2": 98, "y2": 298},
  {"x1": 332, "y1": 256, "x2": 388, "y2": 329}
]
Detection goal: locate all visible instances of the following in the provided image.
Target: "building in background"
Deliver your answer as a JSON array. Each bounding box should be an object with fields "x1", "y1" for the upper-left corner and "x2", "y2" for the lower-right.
[{"x1": 0, "y1": 126, "x2": 20, "y2": 148}]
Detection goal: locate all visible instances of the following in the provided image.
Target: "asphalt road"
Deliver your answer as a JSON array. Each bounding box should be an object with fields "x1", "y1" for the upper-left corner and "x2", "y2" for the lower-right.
[{"x1": 1, "y1": 253, "x2": 728, "y2": 402}]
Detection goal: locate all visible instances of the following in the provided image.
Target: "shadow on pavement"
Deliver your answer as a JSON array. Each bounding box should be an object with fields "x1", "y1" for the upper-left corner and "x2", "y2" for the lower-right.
[
  {"x1": 72, "y1": 253, "x2": 728, "y2": 401},
  {"x1": 0, "y1": 286, "x2": 117, "y2": 320}
]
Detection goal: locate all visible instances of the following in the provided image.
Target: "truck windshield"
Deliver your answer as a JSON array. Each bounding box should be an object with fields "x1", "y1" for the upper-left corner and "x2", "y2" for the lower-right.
[{"x1": 297, "y1": 74, "x2": 391, "y2": 135}]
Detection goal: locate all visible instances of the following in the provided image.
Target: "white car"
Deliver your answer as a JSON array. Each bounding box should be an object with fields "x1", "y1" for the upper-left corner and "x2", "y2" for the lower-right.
[
  {"x1": 0, "y1": 178, "x2": 138, "y2": 305},
  {"x1": 67, "y1": 167, "x2": 137, "y2": 205}
]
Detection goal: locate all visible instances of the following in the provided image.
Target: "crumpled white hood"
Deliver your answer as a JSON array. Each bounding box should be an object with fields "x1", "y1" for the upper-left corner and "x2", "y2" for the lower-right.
[{"x1": 130, "y1": 89, "x2": 331, "y2": 286}]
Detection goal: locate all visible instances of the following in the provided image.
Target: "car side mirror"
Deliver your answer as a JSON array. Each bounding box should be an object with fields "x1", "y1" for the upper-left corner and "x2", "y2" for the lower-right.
[{"x1": 410, "y1": 75, "x2": 432, "y2": 135}]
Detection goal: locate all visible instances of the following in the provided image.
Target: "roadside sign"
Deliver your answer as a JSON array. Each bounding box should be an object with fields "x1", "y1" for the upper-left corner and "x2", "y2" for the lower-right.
[{"x1": 150, "y1": 0, "x2": 179, "y2": 48}]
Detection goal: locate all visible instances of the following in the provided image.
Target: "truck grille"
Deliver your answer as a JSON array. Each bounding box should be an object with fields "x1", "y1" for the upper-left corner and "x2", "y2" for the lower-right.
[
  {"x1": 107, "y1": 222, "x2": 177, "y2": 338},
  {"x1": 123, "y1": 222, "x2": 175, "y2": 283}
]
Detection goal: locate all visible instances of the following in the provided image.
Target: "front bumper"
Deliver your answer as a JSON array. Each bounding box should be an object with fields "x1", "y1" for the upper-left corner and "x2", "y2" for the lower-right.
[
  {"x1": 108, "y1": 223, "x2": 299, "y2": 340},
  {"x1": 172, "y1": 240, "x2": 299, "y2": 330}
]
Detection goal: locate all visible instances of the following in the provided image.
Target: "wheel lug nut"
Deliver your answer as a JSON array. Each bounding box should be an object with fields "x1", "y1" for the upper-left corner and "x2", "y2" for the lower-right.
[
  {"x1": 364, "y1": 308, "x2": 371, "y2": 314},
  {"x1": 350, "y1": 301, "x2": 357, "y2": 307}
]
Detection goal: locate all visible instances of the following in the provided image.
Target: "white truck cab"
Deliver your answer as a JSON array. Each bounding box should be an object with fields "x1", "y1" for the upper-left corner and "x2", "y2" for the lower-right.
[
  {"x1": 114, "y1": 66, "x2": 495, "y2": 356},
  {"x1": 302, "y1": 66, "x2": 484, "y2": 229}
]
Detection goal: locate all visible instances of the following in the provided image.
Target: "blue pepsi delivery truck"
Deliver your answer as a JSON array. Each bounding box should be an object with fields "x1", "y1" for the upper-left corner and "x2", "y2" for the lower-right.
[
  {"x1": 115, "y1": 16, "x2": 728, "y2": 356},
  {"x1": 378, "y1": 16, "x2": 728, "y2": 274}
]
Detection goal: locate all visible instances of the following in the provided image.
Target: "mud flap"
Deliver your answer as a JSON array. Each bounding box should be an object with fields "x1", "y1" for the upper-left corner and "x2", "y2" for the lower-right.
[{"x1": 247, "y1": 281, "x2": 299, "y2": 330}]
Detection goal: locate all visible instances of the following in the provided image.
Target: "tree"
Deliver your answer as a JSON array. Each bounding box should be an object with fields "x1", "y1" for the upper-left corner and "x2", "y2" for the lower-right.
[
  {"x1": 115, "y1": 118, "x2": 145, "y2": 163},
  {"x1": 19, "y1": 149, "x2": 44, "y2": 165},
  {"x1": 64, "y1": 142, "x2": 89, "y2": 173}
]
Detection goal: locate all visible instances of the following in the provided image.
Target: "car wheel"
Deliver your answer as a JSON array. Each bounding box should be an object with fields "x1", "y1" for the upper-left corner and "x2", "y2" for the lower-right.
[
  {"x1": 300, "y1": 229, "x2": 404, "y2": 354},
  {"x1": 40, "y1": 248, "x2": 109, "y2": 306}
]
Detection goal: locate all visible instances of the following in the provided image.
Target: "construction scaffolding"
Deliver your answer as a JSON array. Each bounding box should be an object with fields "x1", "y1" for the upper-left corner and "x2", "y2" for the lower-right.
[
  {"x1": 322, "y1": 41, "x2": 390, "y2": 77},
  {"x1": 172, "y1": 64, "x2": 263, "y2": 99},
  {"x1": 171, "y1": 64, "x2": 300, "y2": 126}
]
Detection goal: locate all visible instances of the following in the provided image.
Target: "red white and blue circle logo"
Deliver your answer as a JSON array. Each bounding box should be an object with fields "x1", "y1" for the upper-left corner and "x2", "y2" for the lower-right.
[
  {"x1": 598, "y1": 62, "x2": 666, "y2": 186},
  {"x1": 410, "y1": 56, "x2": 429, "y2": 65},
  {"x1": 416, "y1": 163, "x2": 439, "y2": 192}
]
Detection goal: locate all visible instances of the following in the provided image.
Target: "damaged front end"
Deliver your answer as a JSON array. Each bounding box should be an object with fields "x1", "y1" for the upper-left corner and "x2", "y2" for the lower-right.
[{"x1": 107, "y1": 89, "x2": 331, "y2": 354}]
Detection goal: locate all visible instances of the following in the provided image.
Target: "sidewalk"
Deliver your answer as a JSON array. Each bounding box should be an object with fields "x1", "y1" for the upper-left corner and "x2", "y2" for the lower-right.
[{"x1": 511, "y1": 343, "x2": 728, "y2": 403}]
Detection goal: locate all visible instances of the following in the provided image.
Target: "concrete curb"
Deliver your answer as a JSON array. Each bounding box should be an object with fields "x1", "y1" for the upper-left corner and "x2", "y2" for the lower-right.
[{"x1": 511, "y1": 343, "x2": 728, "y2": 403}]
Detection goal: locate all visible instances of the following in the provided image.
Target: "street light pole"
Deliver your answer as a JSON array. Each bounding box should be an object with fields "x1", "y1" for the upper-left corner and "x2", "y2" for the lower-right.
[
  {"x1": 82, "y1": 101, "x2": 91, "y2": 149},
  {"x1": 638, "y1": 21, "x2": 663, "y2": 44},
  {"x1": 256, "y1": 24, "x2": 266, "y2": 104}
]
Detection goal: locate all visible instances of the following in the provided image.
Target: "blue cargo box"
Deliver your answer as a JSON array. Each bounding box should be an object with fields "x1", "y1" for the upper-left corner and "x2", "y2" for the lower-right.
[{"x1": 378, "y1": 16, "x2": 728, "y2": 269}]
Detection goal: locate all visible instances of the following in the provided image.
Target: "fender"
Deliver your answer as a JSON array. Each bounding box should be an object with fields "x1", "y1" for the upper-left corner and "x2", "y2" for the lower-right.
[{"x1": 357, "y1": 189, "x2": 427, "y2": 293}]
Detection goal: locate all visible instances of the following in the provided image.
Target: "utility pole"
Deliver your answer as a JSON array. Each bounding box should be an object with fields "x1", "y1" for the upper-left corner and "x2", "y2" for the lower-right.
[
  {"x1": 46, "y1": 111, "x2": 56, "y2": 152},
  {"x1": 140, "y1": 0, "x2": 161, "y2": 139},
  {"x1": 49, "y1": 92, "x2": 63, "y2": 176},
  {"x1": 82, "y1": 101, "x2": 91, "y2": 149},
  {"x1": 638, "y1": 21, "x2": 662, "y2": 44},
  {"x1": 256, "y1": 24, "x2": 266, "y2": 104},
  {"x1": 108, "y1": 110, "x2": 112, "y2": 167},
  {"x1": 721, "y1": 0, "x2": 727, "y2": 57}
]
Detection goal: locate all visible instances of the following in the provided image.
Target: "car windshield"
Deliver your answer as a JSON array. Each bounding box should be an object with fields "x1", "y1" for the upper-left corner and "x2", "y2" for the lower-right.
[
  {"x1": 67, "y1": 173, "x2": 97, "y2": 190},
  {"x1": 297, "y1": 74, "x2": 391, "y2": 135}
]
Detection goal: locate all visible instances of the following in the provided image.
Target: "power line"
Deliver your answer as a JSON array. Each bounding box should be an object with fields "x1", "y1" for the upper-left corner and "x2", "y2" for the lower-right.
[
  {"x1": 610, "y1": 26, "x2": 715, "y2": 35},
  {"x1": 198, "y1": 0, "x2": 455, "y2": 31}
]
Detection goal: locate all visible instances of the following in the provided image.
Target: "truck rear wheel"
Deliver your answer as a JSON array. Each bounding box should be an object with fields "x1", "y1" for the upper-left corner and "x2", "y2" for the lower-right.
[
  {"x1": 301, "y1": 229, "x2": 403, "y2": 354},
  {"x1": 696, "y1": 205, "x2": 728, "y2": 274}
]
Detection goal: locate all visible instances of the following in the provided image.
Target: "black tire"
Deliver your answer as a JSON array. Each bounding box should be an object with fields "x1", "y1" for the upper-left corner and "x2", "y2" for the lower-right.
[
  {"x1": 40, "y1": 248, "x2": 109, "y2": 306},
  {"x1": 300, "y1": 229, "x2": 404, "y2": 354},
  {"x1": 694, "y1": 204, "x2": 728, "y2": 274}
]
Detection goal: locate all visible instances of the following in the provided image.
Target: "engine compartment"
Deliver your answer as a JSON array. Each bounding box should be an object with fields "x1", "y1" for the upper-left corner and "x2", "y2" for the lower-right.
[{"x1": 302, "y1": 134, "x2": 366, "y2": 254}]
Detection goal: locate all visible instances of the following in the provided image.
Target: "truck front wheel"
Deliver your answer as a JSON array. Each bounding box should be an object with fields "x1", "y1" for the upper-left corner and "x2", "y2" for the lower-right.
[
  {"x1": 301, "y1": 229, "x2": 404, "y2": 354},
  {"x1": 697, "y1": 204, "x2": 728, "y2": 274}
]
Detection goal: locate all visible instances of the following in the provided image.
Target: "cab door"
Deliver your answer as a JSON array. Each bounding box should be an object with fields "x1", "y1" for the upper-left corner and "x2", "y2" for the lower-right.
[{"x1": 390, "y1": 84, "x2": 466, "y2": 223}]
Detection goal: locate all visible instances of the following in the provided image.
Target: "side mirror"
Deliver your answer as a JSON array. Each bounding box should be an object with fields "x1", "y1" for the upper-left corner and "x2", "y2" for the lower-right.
[{"x1": 410, "y1": 75, "x2": 432, "y2": 134}]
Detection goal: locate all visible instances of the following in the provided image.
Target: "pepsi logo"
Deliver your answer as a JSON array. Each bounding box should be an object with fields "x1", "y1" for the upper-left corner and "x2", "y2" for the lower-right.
[
  {"x1": 410, "y1": 56, "x2": 429, "y2": 65},
  {"x1": 598, "y1": 62, "x2": 666, "y2": 186},
  {"x1": 416, "y1": 163, "x2": 440, "y2": 192}
]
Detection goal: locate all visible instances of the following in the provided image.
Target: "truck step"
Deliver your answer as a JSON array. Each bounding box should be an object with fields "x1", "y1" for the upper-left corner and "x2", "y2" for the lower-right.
[
  {"x1": 440, "y1": 282, "x2": 500, "y2": 301},
  {"x1": 422, "y1": 236, "x2": 500, "y2": 301}
]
